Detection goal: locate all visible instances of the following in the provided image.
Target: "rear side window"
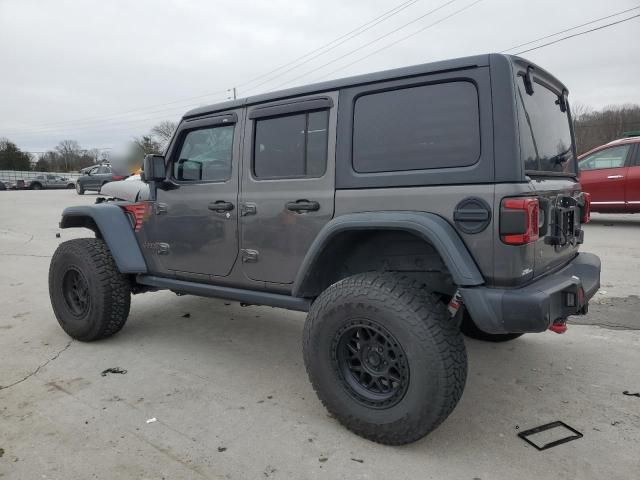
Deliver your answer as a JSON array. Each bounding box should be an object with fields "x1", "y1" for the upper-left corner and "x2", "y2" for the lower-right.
[
  {"x1": 253, "y1": 110, "x2": 329, "y2": 179},
  {"x1": 352, "y1": 82, "x2": 480, "y2": 173}
]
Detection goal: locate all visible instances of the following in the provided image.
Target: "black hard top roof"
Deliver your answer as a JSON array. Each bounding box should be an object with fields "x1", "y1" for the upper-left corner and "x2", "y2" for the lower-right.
[{"x1": 183, "y1": 53, "x2": 563, "y2": 119}]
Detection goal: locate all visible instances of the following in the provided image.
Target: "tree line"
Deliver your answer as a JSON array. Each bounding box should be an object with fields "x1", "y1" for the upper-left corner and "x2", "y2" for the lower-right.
[
  {"x1": 573, "y1": 103, "x2": 640, "y2": 154},
  {"x1": 0, "y1": 121, "x2": 177, "y2": 172},
  {"x1": 2, "y1": 105, "x2": 639, "y2": 172}
]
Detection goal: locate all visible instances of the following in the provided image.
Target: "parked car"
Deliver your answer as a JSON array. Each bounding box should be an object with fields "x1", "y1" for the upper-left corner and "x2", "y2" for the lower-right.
[
  {"x1": 50, "y1": 53, "x2": 600, "y2": 445},
  {"x1": 27, "y1": 174, "x2": 75, "y2": 190},
  {"x1": 0, "y1": 180, "x2": 7, "y2": 191},
  {"x1": 75, "y1": 165, "x2": 127, "y2": 194},
  {"x1": 579, "y1": 136, "x2": 640, "y2": 213}
]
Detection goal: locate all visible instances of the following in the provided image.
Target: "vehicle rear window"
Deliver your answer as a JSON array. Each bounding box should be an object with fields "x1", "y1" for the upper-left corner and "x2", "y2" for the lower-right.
[
  {"x1": 352, "y1": 82, "x2": 480, "y2": 173},
  {"x1": 516, "y1": 77, "x2": 576, "y2": 175}
]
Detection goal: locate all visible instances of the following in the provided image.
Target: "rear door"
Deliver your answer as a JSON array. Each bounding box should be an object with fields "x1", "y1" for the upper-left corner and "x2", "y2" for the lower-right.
[
  {"x1": 579, "y1": 144, "x2": 632, "y2": 210},
  {"x1": 624, "y1": 144, "x2": 640, "y2": 211},
  {"x1": 239, "y1": 93, "x2": 337, "y2": 285}
]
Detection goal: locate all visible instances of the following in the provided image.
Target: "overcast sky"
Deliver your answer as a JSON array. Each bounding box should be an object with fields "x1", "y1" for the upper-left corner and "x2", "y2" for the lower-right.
[{"x1": 1, "y1": 0, "x2": 638, "y2": 154}]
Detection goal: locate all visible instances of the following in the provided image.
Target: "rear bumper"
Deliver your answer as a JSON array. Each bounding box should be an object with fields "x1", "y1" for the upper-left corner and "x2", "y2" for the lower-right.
[{"x1": 460, "y1": 252, "x2": 601, "y2": 334}]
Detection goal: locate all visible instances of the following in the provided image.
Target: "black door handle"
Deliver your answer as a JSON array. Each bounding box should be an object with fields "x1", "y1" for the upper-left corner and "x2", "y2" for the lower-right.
[
  {"x1": 209, "y1": 200, "x2": 234, "y2": 212},
  {"x1": 286, "y1": 199, "x2": 320, "y2": 212}
]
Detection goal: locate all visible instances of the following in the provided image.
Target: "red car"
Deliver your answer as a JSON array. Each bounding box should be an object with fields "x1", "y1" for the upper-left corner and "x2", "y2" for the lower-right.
[{"x1": 579, "y1": 136, "x2": 640, "y2": 213}]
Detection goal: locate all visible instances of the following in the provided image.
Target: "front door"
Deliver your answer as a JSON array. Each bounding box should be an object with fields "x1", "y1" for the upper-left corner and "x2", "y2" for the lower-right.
[
  {"x1": 240, "y1": 94, "x2": 337, "y2": 284},
  {"x1": 579, "y1": 144, "x2": 632, "y2": 211},
  {"x1": 147, "y1": 110, "x2": 242, "y2": 278}
]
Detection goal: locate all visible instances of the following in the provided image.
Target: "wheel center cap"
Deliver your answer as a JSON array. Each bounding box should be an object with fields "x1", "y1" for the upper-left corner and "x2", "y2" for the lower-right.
[{"x1": 367, "y1": 351, "x2": 381, "y2": 367}]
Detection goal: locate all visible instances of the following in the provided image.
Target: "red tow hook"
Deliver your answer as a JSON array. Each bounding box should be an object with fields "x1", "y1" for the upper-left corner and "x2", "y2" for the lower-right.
[{"x1": 549, "y1": 320, "x2": 568, "y2": 334}]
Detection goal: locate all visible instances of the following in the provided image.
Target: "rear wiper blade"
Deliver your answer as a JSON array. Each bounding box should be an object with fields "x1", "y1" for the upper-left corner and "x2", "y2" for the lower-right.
[{"x1": 548, "y1": 148, "x2": 573, "y2": 165}]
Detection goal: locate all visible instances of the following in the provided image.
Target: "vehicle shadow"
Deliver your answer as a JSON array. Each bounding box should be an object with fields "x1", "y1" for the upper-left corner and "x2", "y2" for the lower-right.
[{"x1": 114, "y1": 291, "x2": 590, "y2": 452}]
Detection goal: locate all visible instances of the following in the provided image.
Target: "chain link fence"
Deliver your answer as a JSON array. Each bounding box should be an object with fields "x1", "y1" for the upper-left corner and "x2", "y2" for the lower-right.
[{"x1": 0, "y1": 170, "x2": 82, "y2": 187}]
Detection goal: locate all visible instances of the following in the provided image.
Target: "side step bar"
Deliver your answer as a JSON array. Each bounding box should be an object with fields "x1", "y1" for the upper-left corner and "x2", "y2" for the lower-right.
[{"x1": 136, "y1": 275, "x2": 311, "y2": 312}]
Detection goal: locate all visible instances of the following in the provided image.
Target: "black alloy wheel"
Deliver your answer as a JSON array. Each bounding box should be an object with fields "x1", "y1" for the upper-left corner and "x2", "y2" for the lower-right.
[
  {"x1": 62, "y1": 267, "x2": 91, "y2": 316},
  {"x1": 333, "y1": 321, "x2": 409, "y2": 409}
]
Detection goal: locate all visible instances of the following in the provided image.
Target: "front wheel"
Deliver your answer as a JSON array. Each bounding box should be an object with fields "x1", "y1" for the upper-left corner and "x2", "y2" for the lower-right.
[
  {"x1": 303, "y1": 272, "x2": 467, "y2": 445},
  {"x1": 49, "y1": 238, "x2": 131, "y2": 341},
  {"x1": 31, "y1": 183, "x2": 42, "y2": 190},
  {"x1": 76, "y1": 182, "x2": 84, "y2": 195}
]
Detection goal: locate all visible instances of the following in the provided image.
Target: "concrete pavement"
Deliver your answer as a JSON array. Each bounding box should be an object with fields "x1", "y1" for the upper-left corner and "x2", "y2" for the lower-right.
[{"x1": 1, "y1": 190, "x2": 639, "y2": 479}]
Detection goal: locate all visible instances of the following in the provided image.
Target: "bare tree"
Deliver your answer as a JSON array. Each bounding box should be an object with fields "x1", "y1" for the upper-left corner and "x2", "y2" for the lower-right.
[
  {"x1": 150, "y1": 120, "x2": 177, "y2": 149},
  {"x1": 132, "y1": 135, "x2": 163, "y2": 155},
  {"x1": 55, "y1": 139, "x2": 82, "y2": 171},
  {"x1": 573, "y1": 103, "x2": 640, "y2": 154}
]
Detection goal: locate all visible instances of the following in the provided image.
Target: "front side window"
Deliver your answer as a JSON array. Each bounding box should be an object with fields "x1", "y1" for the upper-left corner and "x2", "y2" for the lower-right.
[
  {"x1": 579, "y1": 145, "x2": 630, "y2": 171},
  {"x1": 253, "y1": 110, "x2": 329, "y2": 179},
  {"x1": 174, "y1": 125, "x2": 235, "y2": 182},
  {"x1": 352, "y1": 82, "x2": 481, "y2": 173}
]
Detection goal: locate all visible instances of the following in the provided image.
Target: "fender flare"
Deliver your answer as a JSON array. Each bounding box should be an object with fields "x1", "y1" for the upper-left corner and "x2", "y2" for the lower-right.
[
  {"x1": 292, "y1": 212, "x2": 484, "y2": 297},
  {"x1": 59, "y1": 204, "x2": 147, "y2": 274}
]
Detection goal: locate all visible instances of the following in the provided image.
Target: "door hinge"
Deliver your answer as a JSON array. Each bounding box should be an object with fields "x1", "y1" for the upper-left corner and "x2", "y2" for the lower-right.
[
  {"x1": 241, "y1": 249, "x2": 259, "y2": 263},
  {"x1": 240, "y1": 202, "x2": 257, "y2": 216}
]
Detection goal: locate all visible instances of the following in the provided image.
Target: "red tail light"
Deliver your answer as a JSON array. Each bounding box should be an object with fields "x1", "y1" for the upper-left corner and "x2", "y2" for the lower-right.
[
  {"x1": 112, "y1": 175, "x2": 126, "y2": 181},
  {"x1": 501, "y1": 197, "x2": 539, "y2": 245},
  {"x1": 581, "y1": 192, "x2": 591, "y2": 224},
  {"x1": 122, "y1": 202, "x2": 152, "y2": 232}
]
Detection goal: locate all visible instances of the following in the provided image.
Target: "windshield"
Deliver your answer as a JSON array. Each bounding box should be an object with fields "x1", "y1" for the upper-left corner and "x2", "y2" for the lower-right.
[{"x1": 516, "y1": 76, "x2": 576, "y2": 176}]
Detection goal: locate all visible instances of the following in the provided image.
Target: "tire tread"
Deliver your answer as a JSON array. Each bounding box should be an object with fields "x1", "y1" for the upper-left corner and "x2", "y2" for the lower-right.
[{"x1": 303, "y1": 272, "x2": 467, "y2": 445}]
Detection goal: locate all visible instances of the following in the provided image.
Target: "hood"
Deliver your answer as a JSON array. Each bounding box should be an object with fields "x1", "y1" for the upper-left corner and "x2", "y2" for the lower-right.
[{"x1": 100, "y1": 179, "x2": 149, "y2": 202}]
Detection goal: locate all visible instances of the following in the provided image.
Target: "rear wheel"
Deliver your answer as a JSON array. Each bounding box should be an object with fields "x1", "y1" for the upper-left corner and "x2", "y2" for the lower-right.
[
  {"x1": 76, "y1": 182, "x2": 84, "y2": 195},
  {"x1": 303, "y1": 272, "x2": 467, "y2": 445},
  {"x1": 49, "y1": 238, "x2": 131, "y2": 341},
  {"x1": 460, "y1": 310, "x2": 523, "y2": 342},
  {"x1": 67, "y1": 183, "x2": 75, "y2": 189},
  {"x1": 31, "y1": 182, "x2": 42, "y2": 190}
]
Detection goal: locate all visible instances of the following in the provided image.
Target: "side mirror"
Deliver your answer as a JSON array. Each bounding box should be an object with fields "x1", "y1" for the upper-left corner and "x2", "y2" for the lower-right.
[{"x1": 142, "y1": 154, "x2": 166, "y2": 182}]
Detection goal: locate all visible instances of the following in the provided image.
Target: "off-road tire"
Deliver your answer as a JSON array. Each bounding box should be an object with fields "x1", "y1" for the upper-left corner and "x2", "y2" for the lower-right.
[
  {"x1": 460, "y1": 310, "x2": 523, "y2": 342},
  {"x1": 76, "y1": 182, "x2": 84, "y2": 195},
  {"x1": 303, "y1": 272, "x2": 467, "y2": 445},
  {"x1": 49, "y1": 238, "x2": 131, "y2": 341}
]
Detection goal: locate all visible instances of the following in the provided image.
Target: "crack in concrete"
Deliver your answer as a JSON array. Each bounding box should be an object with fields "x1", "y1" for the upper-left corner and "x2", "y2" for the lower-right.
[
  {"x1": 571, "y1": 321, "x2": 640, "y2": 331},
  {"x1": 0, "y1": 340, "x2": 73, "y2": 391},
  {"x1": 0, "y1": 252, "x2": 51, "y2": 258}
]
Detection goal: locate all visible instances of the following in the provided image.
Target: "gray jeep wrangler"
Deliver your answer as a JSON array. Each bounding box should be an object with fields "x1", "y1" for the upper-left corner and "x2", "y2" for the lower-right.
[{"x1": 49, "y1": 54, "x2": 601, "y2": 445}]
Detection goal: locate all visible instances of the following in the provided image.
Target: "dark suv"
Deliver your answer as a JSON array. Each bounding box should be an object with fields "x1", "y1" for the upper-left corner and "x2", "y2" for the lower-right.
[
  {"x1": 75, "y1": 164, "x2": 126, "y2": 194},
  {"x1": 49, "y1": 54, "x2": 600, "y2": 445}
]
